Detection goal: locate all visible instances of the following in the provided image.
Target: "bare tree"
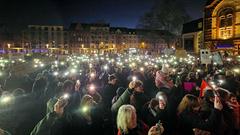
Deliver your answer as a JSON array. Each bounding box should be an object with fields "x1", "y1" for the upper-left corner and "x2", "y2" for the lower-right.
[{"x1": 137, "y1": 0, "x2": 191, "y2": 36}]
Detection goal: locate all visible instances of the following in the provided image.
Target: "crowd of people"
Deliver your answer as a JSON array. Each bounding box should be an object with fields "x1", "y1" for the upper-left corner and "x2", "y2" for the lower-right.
[{"x1": 0, "y1": 53, "x2": 239, "y2": 135}]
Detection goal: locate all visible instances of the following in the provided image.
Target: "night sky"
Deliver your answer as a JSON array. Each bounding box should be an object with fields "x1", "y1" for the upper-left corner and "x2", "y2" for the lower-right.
[{"x1": 0, "y1": 0, "x2": 206, "y2": 30}]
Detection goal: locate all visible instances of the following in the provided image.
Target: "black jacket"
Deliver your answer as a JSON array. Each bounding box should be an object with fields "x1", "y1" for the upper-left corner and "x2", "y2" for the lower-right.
[
  {"x1": 141, "y1": 99, "x2": 173, "y2": 135},
  {"x1": 177, "y1": 108, "x2": 222, "y2": 135},
  {"x1": 31, "y1": 107, "x2": 103, "y2": 135},
  {"x1": 102, "y1": 83, "x2": 118, "y2": 110}
]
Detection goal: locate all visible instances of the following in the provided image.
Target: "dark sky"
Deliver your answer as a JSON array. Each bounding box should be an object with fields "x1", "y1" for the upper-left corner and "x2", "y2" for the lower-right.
[{"x1": 0, "y1": 0, "x2": 206, "y2": 29}]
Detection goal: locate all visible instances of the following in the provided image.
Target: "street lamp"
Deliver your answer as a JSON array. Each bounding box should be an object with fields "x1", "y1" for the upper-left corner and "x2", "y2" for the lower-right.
[{"x1": 7, "y1": 44, "x2": 11, "y2": 49}]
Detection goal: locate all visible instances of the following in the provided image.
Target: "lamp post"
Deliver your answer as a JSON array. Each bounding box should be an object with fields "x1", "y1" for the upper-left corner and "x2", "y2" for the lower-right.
[
  {"x1": 7, "y1": 43, "x2": 11, "y2": 49},
  {"x1": 46, "y1": 44, "x2": 49, "y2": 54},
  {"x1": 7, "y1": 43, "x2": 11, "y2": 54},
  {"x1": 81, "y1": 44, "x2": 84, "y2": 54}
]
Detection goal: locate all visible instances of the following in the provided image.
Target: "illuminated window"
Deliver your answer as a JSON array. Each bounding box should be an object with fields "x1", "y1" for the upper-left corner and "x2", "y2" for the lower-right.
[
  {"x1": 198, "y1": 22, "x2": 203, "y2": 29},
  {"x1": 218, "y1": 8, "x2": 233, "y2": 39}
]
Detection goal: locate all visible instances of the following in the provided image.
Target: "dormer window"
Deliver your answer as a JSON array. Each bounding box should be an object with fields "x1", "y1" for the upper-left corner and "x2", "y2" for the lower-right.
[{"x1": 218, "y1": 8, "x2": 233, "y2": 39}]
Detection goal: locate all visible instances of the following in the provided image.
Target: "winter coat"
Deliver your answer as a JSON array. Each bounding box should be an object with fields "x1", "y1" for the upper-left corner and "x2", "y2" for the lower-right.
[
  {"x1": 102, "y1": 83, "x2": 118, "y2": 110},
  {"x1": 177, "y1": 108, "x2": 222, "y2": 135},
  {"x1": 141, "y1": 99, "x2": 173, "y2": 135},
  {"x1": 31, "y1": 107, "x2": 103, "y2": 135},
  {"x1": 111, "y1": 88, "x2": 148, "y2": 116}
]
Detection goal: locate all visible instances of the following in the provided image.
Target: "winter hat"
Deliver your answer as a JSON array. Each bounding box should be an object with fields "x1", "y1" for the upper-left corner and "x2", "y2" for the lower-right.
[
  {"x1": 155, "y1": 71, "x2": 174, "y2": 89},
  {"x1": 155, "y1": 91, "x2": 168, "y2": 103}
]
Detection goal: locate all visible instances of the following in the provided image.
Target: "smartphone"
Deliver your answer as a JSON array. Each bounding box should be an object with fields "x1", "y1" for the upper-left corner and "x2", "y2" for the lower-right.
[
  {"x1": 156, "y1": 120, "x2": 161, "y2": 133},
  {"x1": 76, "y1": 80, "x2": 80, "y2": 85},
  {"x1": 58, "y1": 98, "x2": 68, "y2": 108}
]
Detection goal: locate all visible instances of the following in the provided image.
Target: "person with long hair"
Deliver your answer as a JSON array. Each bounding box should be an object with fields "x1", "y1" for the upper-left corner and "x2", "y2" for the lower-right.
[
  {"x1": 117, "y1": 105, "x2": 164, "y2": 135},
  {"x1": 177, "y1": 94, "x2": 223, "y2": 135}
]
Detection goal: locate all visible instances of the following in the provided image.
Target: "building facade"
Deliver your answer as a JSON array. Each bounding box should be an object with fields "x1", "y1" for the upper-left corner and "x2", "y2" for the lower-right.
[
  {"x1": 68, "y1": 23, "x2": 168, "y2": 54},
  {"x1": 204, "y1": 0, "x2": 240, "y2": 55},
  {"x1": 22, "y1": 25, "x2": 66, "y2": 53},
  {"x1": 18, "y1": 23, "x2": 172, "y2": 54},
  {"x1": 182, "y1": 18, "x2": 203, "y2": 54}
]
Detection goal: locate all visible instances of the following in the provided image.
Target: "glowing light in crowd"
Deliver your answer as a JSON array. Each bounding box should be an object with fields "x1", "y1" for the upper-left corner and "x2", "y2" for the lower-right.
[
  {"x1": 226, "y1": 58, "x2": 232, "y2": 62},
  {"x1": 89, "y1": 85, "x2": 95, "y2": 91},
  {"x1": 212, "y1": 84, "x2": 216, "y2": 89},
  {"x1": 90, "y1": 73, "x2": 95, "y2": 78},
  {"x1": 60, "y1": 62, "x2": 65, "y2": 65},
  {"x1": 218, "y1": 80, "x2": 224, "y2": 84},
  {"x1": 70, "y1": 69, "x2": 77, "y2": 74},
  {"x1": 40, "y1": 63, "x2": 44, "y2": 67},
  {"x1": 140, "y1": 67, "x2": 144, "y2": 71},
  {"x1": 132, "y1": 76, "x2": 137, "y2": 81},
  {"x1": 63, "y1": 94, "x2": 69, "y2": 99},
  {"x1": 82, "y1": 106, "x2": 88, "y2": 113},
  {"x1": 53, "y1": 71, "x2": 59, "y2": 76},
  {"x1": 1, "y1": 96, "x2": 12, "y2": 104},
  {"x1": 209, "y1": 81, "x2": 215, "y2": 85},
  {"x1": 233, "y1": 68, "x2": 240, "y2": 73},
  {"x1": 89, "y1": 63, "x2": 93, "y2": 68},
  {"x1": 104, "y1": 65, "x2": 108, "y2": 70},
  {"x1": 64, "y1": 72, "x2": 69, "y2": 76}
]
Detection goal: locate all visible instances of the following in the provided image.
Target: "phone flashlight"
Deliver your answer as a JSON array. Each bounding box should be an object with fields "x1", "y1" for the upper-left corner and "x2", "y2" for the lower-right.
[
  {"x1": 89, "y1": 85, "x2": 95, "y2": 91},
  {"x1": 63, "y1": 93, "x2": 69, "y2": 99},
  {"x1": 132, "y1": 76, "x2": 137, "y2": 81},
  {"x1": 90, "y1": 73, "x2": 95, "y2": 78},
  {"x1": 76, "y1": 80, "x2": 80, "y2": 85}
]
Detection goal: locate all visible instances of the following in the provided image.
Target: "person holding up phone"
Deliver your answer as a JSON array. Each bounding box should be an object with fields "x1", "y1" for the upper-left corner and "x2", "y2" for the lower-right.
[
  {"x1": 177, "y1": 94, "x2": 222, "y2": 135},
  {"x1": 117, "y1": 105, "x2": 164, "y2": 135}
]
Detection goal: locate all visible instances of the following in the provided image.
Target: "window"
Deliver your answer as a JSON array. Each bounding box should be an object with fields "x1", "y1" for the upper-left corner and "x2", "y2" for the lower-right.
[
  {"x1": 198, "y1": 22, "x2": 202, "y2": 29},
  {"x1": 218, "y1": 8, "x2": 233, "y2": 39}
]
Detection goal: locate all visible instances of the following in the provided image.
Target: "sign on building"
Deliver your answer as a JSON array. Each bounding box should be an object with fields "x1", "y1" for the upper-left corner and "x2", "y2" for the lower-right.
[{"x1": 200, "y1": 49, "x2": 211, "y2": 64}]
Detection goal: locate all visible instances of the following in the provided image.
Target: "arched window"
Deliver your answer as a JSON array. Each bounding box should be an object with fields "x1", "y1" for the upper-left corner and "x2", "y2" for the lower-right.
[{"x1": 218, "y1": 8, "x2": 233, "y2": 39}]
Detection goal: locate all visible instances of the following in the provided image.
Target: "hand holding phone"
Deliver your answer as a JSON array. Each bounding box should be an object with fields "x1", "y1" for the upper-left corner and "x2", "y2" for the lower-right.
[
  {"x1": 54, "y1": 97, "x2": 69, "y2": 116},
  {"x1": 156, "y1": 120, "x2": 162, "y2": 133},
  {"x1": 75, "y1": 80, "x2": 81, "y2": 91},
  {"x1": 214, "y1": 96, "x2": 223, "y2": 111}
]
